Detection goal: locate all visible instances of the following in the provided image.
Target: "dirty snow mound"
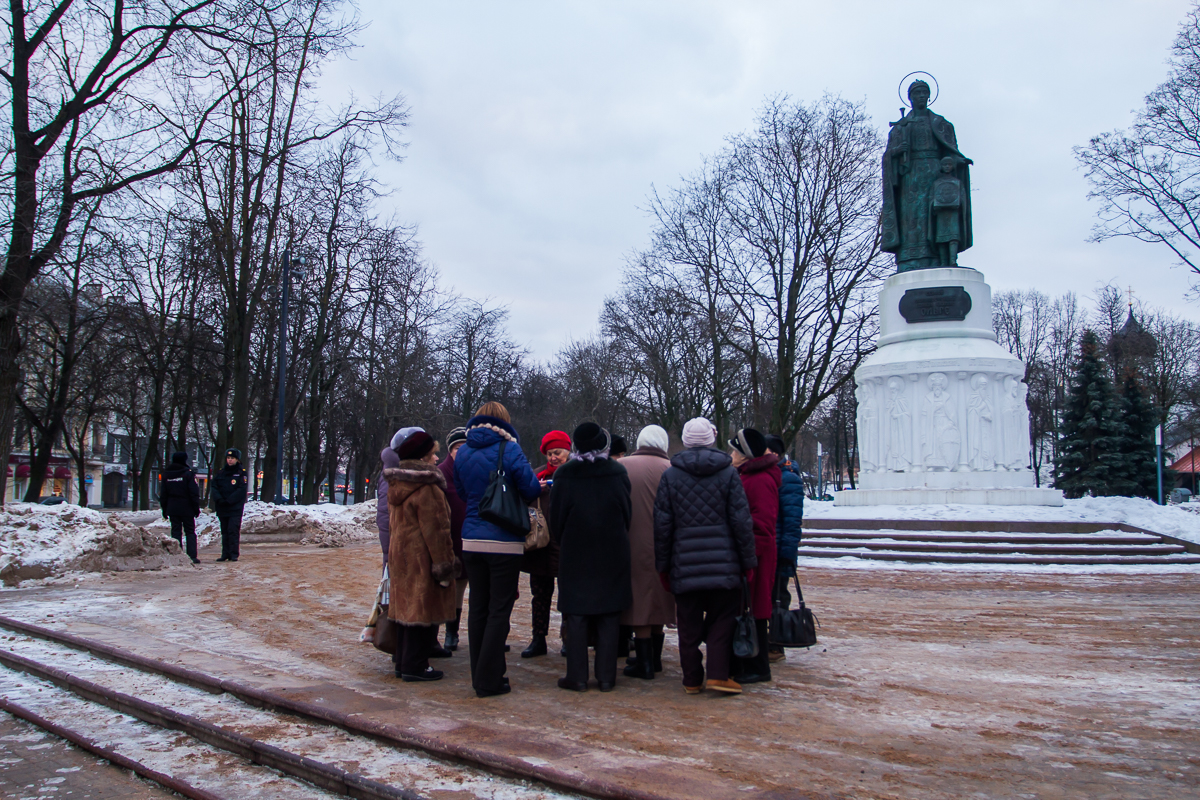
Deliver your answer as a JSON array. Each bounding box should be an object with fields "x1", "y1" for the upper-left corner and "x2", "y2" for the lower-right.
[
  {"x1": 0, "y1": 503, "x2": 189, "y2": 586},
  {"x1": 205, "y1": 501, "x2": 375, "y2": 548}
]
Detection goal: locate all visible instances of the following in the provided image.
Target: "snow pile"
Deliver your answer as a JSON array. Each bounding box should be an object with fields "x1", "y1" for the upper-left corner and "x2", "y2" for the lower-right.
[
  {"x1": 0, "y1": 503, "x2": 189, "y2": 586},
  {"x1": 811, "y1": 495, "x2": 1200, "y2": 545},
  {"x1": 193, "y1": 500, "x2": 376, "y2": 548}
]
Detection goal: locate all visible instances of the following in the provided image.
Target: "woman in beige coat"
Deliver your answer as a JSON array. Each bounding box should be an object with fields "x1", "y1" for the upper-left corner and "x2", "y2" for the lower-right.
[
  {"x1": 385, "y1": 431, "x2": 459, "y2": 683},
  {"x1": 619, "y1": 425, "x2": 676, "y2": 679}
]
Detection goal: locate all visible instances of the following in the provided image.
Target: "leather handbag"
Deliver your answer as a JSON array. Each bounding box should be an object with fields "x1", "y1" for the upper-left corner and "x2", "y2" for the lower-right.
[
  {"x1": 525, "y1": 505, "x2": 550, "y2": 551},
  {"x1": 769, "y1": 569, "x2": 818, "y2": 648},
  {"x1": 732, "y1": 577, "x2": 759, "y2": 659},
  {"x1": 372, "y1": 605, "x2": 399, "y2": 655},
  {"x1": 478, "y1": 440, "x2": 531, "y2": 535}
]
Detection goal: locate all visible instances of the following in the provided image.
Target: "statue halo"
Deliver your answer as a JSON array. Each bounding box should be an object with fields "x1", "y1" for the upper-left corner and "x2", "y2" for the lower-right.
[{"x1": 898, "y1": 71, "x2": 939, "y2": 107}]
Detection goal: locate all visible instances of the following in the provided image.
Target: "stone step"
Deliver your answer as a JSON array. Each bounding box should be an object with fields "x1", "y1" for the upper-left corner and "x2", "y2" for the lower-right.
[
  {"x1": 802, "y1": 530, "x2": 1159, "y2": 546},
  {"x1": 795, "y1": 548, "x2": 1200, "y2": 565},
  {"x1": 798, "y1": 539, "x2": 1186, "y2": 556},
  {"x1": 803, "y1": 518, "x2": 1153, "y2": 535}
]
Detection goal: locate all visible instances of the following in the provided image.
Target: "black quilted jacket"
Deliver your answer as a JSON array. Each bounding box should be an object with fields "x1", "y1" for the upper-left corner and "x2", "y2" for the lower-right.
[{"x1": 653, "y1": 446, "x2": 756, "y2": 594}]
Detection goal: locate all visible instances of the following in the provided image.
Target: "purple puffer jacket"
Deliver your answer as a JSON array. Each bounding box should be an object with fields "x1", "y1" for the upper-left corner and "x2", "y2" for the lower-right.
[{"x1": 376, "y1": 445, "x2": 401, "y2": 559}]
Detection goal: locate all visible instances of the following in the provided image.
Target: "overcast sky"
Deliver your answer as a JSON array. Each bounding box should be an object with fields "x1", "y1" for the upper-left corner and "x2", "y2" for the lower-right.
[{"x1": 322, "y1": 0, "x2": 1198, "y2": 361}]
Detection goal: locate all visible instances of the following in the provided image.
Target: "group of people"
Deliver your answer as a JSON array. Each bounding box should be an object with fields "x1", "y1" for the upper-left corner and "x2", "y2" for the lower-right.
[
  {"x1": 158, "y1": 448, "x2": 249, "y2": 563},
  {"x1": 373, "y1": 401, "x2": 804, "y2": 697}
]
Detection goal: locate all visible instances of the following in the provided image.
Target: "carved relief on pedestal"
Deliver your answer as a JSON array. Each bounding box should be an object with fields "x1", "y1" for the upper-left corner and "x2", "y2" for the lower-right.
[
  {"x1": 856, "y1": 380, "x2": 879, "y2": 472},
  {"x1": 967, "y1": 373, "x2": 994, "y2": 470},
  {"x1": 884, "y1": 376, "x2": 911, "y2": 471},
  {"x1": 922, "y1": 372, "x2": 960, "y2": 470},
  {"x1": 1002, "y1": 376, "x2": 1030, "y2": 469}
]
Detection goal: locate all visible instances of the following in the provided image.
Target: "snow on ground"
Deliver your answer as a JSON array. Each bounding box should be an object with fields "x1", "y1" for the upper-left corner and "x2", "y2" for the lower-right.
[
  {"x1": 0, "y1": 503, "x2": 189, "y2": 586},
  {"x1": 815, "y1": 495, "x2": 1200, "y2": 545},
  {"x1": 139, "y1": 500, "x2": 377, "y2": 548}
]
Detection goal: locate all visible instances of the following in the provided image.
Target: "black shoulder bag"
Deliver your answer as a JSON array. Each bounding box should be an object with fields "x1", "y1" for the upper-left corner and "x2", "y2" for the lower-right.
[
  {"x1": 478, "y1": 440, "x2": 531, "y2": 535},
  {"x1": 732, "y1": 576, "x2": 759, "y2": 659},
  {"x1": 769, "y1": 568, "x2": 819, "y2": 648}
]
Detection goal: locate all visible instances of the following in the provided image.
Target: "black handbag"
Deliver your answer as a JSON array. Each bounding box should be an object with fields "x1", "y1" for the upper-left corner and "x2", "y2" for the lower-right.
[
  {"x1": 769, "y1": 569, "x2": 818, "y2": 648},
  {"x1": 732, "y1": 577, "x2": 759, "y2": 659},
  {"x1": 478, "y1": 440, "x2": 531, "y2": 535}
]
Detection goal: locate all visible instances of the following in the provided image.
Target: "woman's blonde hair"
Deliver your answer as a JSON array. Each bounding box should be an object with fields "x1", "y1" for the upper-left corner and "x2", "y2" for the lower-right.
[{"x1": 475, "y1": 401, "x2": 511, "y2": 423}]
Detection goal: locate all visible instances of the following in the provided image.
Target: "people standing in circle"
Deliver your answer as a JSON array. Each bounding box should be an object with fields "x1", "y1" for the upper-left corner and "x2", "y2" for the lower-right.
[
  {"x1": 385, "y1": 431, "x2": 458, "y2": 683},
  {"x1": 728, "y1": 428, "x2": 781, "y2": 684},
  {"x1": 160, "y1": 451, "x2": 201, "y2": 564},
  {"x1": 764, "y1": 433, "x2": 804, "y2": 664},
  {"x1": 550, "y1": 423, "x2": 632, "y2": 692},
  {"x1": 212, "y1": 448, "x2": 248, "y2": 563},
  {"x1": 619, "y1": 424, "x2": 675, "y2": 680},
  {"x1": 654, "y1": 417, "x2": 756, "y2": 695},
  {"x1": 437, "y1": 427, "x2": 469, "y2": 652},
  {"x1": 520, "y1": 430, "x2": 570, "y2": 659},
  {"x1": 453, "y1": 402, "x2": 542, "y2": 698}
]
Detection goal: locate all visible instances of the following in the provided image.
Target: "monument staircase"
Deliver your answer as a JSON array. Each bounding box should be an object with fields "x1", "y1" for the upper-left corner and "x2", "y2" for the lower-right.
[{"x1": 797, "y1": 519, "x2": 1200, "y2": 566}]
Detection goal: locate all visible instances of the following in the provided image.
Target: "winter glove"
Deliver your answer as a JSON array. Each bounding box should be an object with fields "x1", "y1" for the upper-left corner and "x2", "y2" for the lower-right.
[
  {"x1": 744, "y1": 568, "x2": 756, "y2": 585},
  {"x1": 658, "y1": 572, "x2": 671, "y2": 592}
]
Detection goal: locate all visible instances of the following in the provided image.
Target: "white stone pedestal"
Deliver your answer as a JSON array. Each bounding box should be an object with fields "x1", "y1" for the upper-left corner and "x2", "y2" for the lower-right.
[{"x1": 835, "y1": 267, "x2": 1063, "y2": 507}]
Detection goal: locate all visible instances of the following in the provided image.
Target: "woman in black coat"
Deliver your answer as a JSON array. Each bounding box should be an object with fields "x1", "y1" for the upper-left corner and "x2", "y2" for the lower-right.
[{"x1": 549, "y1": 422, "x2": 632, "y2": 692}]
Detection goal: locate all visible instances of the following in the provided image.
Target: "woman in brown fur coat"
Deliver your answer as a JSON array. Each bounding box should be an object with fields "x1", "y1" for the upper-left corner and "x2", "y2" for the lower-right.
[{"x1": 385, "y1": 431, "x2": 459, "y2": 682}]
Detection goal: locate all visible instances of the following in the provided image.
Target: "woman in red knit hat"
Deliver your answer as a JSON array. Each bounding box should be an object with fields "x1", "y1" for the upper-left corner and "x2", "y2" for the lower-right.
[{"x1": 519, "y1": 430, "x2": 571, "y2": 658}]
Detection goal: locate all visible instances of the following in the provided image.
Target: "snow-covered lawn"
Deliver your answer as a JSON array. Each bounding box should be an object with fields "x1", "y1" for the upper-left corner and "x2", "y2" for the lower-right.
[{"x1": 816, "y1": 494, "x2": 1200, "y2": 545}]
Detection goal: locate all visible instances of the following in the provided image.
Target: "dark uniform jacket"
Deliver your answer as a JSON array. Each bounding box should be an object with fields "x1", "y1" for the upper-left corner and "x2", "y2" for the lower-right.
[
  {"x1": 211, "y1": 464, "x2": 248, "y2": 516},
  {"x1": 159, "y1": 463, "x2": 201, "y2": 519}
]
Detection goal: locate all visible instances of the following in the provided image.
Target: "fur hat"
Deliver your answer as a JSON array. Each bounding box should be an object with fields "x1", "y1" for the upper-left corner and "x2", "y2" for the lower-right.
[
  {"x1": 610, "y1": 435, "x2": 627, "y2": 457},
  {"x1": 225, "y1": 448, "x2": 242, "y2": 462},
  {"x1": 681, "y1": 417, "x2": 716, "y2": 447},
  {"x1": 171, "y1": 451, "x2": 189, "y2": 465},
  {"x1": 396, "y1": 430, "x2": 436, "y2": 461},
  {"x1": 540, "y1": 430, "x2": 571, "y2": 454},
  {"x1": 729, "y1": 428, "x2": 767, "y2": 458},
  {"x1": 764, "y1": 434, "x2": 786, "y2": 455},
  {"x1": 446, "y1": 427, "x2": 468, "y2": 449},
  {"x1": 572, "y1": 422, "x2": 609, "y2": 454},
  {"x1": 636, "y1": 424, "x2": 670, "y2": 452}
]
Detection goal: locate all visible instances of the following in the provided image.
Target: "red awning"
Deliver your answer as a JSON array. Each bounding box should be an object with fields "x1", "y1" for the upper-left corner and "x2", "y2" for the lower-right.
[
  {"x1": 53, "y1": 466, "x2": 71, "y2": 479},
  {"x1": 14, "y1": 464, "x2": 30, "y2": 478}
]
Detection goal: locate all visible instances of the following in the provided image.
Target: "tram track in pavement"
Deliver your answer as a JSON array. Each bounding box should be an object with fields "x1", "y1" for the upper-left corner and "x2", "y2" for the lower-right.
[{"x1": 0, "y1": 614, "x2": 662, "y2": 800}]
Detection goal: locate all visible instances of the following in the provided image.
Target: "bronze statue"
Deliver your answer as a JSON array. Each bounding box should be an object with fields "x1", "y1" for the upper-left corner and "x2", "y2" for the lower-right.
[{"x1": 881, "y1": 80, "x2": 973, "y2": 270}]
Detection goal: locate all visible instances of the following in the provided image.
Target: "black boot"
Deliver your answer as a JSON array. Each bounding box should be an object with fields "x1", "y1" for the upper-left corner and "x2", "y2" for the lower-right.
[
  {"x1": 429, "y1": 624, "x2": 452, "y2": 658},
  {"x1": 652, "y1": 630, "x2": 665, "y2": 673},
  {"x1": 623, "y1": 638, "x2": 655, "y2": 679},
  {"x1": 444, "y1": 609, "x2": 461, "y2": 651},
  {"x1": 521, "y1": 633, "x2": 547, "y2": 658}
]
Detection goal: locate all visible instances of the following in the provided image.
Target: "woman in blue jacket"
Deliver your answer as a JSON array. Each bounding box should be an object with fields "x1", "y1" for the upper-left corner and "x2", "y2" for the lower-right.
[{"x1": 453, "y1": 401, "x2": 542, "y2": 697}]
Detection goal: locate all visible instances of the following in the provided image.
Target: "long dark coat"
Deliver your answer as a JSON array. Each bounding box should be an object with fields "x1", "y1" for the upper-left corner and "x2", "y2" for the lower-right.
[
  {"x1": 385, "y1": 460, "x2": 458, "y2": 626},
  {"x1": 737, "y1": 453, "x2": 781, "y2": 619},
  {"x1": 548, "y1": 457, "x2": 633, "y2": 616},
  {"x1": 618, "y1": 447, "x2": 675, "y2": 627}
]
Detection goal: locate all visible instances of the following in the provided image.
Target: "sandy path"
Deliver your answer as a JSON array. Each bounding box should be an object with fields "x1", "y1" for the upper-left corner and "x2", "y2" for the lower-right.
[{"x1": 2, "y1": 541, "x2": 1197, "y2": 799}]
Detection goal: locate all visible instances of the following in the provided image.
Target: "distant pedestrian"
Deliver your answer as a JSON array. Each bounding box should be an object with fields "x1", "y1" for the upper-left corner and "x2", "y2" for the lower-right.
[
  {"x1": 729, "y1": 428, "x2": 780, "y2": 684},
  {"x1": 619, "y1": 424, "x2": 675, "y2": 680},
  {"x1": 385, "y1": 431, "x2": 458, "y2": 683},
  {"x1": 550, "y1": 423, "x2": 632, "y2": 692},
  {"x1": 453, "y1": 402, "x2": 541, "y2": 697},
  {"x1": 520, "y1": 429, "x2": 570, "y2": 659},
  {"x1": 654, "y1": 417, "x2": 756, "y2": 695},
  {"x1": 765, "y1": 434, "x2": 803, "y2": 663},
  {"x1": 437, "y1": 426, "x2": 469, "y2": 652},
  {"x1": 160, "y1": 451, "x2": 201, "y2": 564},
  {"x1": 212, "y1": 448, "x2": 248, "y2": 562}
]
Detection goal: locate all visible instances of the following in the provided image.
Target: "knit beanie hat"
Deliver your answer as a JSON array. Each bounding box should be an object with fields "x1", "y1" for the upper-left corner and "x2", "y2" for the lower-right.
[
  {"x1": 446, "y1": 427, "x2": 468, "y2": 449},
  {"x1": 636, "y1": 424, "x2": 669, "y2": 452},
  {"x1": 729, "y1": 428, "x2": 767, "y2": 458},
  {"x1": 396, "y1": 431, "x2": 436, "y2": 460},
  {"x1": 572, "y1": 422, "x2": 609, "y2": 454},
  {"x1": 681, "y1": 417, "x2": 716, "y2": 447},
  {"x1": 764, "y1": 434, "x2": 786, "y2": 456},
  {"x1": 540, "y1": 430, "x2": 571, "y2": 454},
  {"x1": 390, "y1": 426, "x2": 424, "y2": 451},
  {"x1": 171, "y1": 451, "x2": 189, "y2": 465},
  {"x1": 225, "y1": 448, "x2": 242, "y2": 462}
]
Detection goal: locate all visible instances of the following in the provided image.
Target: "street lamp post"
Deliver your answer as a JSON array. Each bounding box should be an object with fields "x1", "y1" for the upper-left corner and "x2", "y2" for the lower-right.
[
  {"x1": 1156, "y1": 425, "x2": 1164, "y2": 506},
  {"x1": 275, "y1": 249, "x2": 304, "y2": 505},
  {"x1": 817, "y1": 441, "x2": 824, "y2": 500}
]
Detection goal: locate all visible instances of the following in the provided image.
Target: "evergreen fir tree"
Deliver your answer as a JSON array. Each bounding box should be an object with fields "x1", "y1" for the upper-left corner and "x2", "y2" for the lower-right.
[
  {"x1": 1113, "y1": 372, "x2": 1159, "y2": 498},
  {"x1": 1054, "y1": 330, "x2": 1125, "y2": 498}
]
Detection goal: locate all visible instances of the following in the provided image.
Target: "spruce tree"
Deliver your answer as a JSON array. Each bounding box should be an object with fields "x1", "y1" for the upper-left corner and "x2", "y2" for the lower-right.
[
  {"x1": 1054, "y1": 330, "x2": 1125, "y2": 498},
  {"x1": 1114, "y1": 373, "x2": 1162, "y2": 499}
]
